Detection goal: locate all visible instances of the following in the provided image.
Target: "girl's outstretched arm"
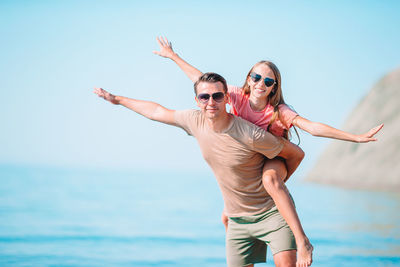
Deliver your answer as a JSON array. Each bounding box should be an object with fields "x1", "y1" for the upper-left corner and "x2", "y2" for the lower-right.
[
  {"x1": 291, "y1": 116, "x2": 383, "y2": 143},
  {"x1": 153, "y1": 36, "x2": 203, "y2": 83}
]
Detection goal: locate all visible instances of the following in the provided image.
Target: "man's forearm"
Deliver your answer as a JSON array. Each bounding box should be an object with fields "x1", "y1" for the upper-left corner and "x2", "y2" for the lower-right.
[
  {"x1": 95, "y1": 87, "x2": 176, "y2": 125},
  {"x1": 115, "y1": 96, "x2": 166, "y2": 121}
]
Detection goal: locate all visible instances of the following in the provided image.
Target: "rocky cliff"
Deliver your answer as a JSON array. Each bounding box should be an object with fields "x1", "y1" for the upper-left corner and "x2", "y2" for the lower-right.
[{"x1": 306, "y1": 67, "x2": 400, "y2": 191}]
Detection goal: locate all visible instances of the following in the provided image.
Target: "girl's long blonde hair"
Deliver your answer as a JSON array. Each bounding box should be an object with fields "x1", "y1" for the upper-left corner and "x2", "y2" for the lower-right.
[{"x1": 242, "y1": 60, "x2": 299, "y2": 142}]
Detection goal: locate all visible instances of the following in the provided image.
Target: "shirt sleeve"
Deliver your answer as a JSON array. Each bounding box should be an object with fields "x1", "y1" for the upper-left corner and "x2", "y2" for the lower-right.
[
  {"x1": 252, "y1": 124, "x2": 284, "y2": 159},
  {"x1": 278, "y1": 104, "x2": 299, "y2": 129},
  {"x1": 227, "y1": 85, "x2": 242, "y2": 106},
  {"x1": 174, "y1": 110, "x2": 197, "y2": 136}
]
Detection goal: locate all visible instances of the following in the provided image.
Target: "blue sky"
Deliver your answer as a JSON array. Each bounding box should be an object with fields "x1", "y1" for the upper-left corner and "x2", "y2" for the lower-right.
[{"x1": 1, "y1": 1, "x2": 399, "y2": 179}]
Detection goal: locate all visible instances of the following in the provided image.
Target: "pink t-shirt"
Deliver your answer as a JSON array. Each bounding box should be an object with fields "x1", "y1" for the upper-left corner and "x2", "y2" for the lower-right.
[{"x1": 228, "y1": 85, "x2": 298, "y2": 137}]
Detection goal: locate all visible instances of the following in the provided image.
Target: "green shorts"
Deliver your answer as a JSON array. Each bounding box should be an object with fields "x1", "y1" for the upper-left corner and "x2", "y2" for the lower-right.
[{"x1": 226, "y1": 205, "x2": 296, "y2": 267}]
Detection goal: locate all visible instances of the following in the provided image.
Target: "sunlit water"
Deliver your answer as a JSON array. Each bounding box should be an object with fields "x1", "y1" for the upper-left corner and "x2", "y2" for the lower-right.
[{"x1": 1, "y1": 165, "x2": 399, "y2": 266}]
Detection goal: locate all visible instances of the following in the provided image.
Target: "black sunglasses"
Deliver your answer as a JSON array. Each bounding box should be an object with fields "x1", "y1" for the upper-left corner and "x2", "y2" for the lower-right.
[
  {"x1": 250, "y1": 72, "x2": 276, "y2": 87},
  {"x1": 197, "y1": 92, "x2": 225, "y2": 103}
]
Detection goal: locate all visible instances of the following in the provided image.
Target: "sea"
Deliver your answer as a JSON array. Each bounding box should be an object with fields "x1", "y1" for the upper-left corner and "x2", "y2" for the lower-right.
[{"x1": 0, "y1": 164, "x2": 399, "y2": 267}]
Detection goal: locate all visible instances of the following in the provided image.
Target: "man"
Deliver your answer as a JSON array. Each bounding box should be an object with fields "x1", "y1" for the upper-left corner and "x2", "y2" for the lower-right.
[{"x1": 94, "y1": 73, "x2": 312, "y2": 267}]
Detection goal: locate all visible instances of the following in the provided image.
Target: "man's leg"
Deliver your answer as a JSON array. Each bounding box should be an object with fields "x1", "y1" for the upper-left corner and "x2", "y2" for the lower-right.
[
  {"x1": 226, "y1": 217, "x2": 267, "y2": 267},
  {"x1": 273, "y1": 250, "x2": 296, "y2": 267}
]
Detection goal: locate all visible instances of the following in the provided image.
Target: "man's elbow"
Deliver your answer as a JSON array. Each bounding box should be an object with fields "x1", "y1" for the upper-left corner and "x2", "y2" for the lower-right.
[
  {"x1": 150, "y1": 106, "x2": 175, "y2": 125},
  {"x1": 149, "y1": 105, "x2": 165, "y2": 121},
  {"x1": 290, "y1": 145, "x2": 305, "y2": 163},
  {"x1": 285, "y1": 147, "x2": 304, "y2": 170},
  {"x1": 297, "y1": 148, "x2": 305, "y2": 161}
]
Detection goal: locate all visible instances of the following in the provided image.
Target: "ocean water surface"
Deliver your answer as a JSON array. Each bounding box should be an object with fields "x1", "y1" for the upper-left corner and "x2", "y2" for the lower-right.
[{"x1": 0, "y1": 165, "x2": 399, "y2": 266}]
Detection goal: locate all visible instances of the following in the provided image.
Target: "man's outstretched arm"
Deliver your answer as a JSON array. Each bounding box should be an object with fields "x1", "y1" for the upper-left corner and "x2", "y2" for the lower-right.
[{"x1": 94, "y1": 87, "x2": 176, "y2": 125}]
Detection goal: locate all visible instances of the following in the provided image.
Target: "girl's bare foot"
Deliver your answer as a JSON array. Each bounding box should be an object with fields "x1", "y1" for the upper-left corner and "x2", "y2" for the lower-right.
[{"x1": 296, "y1": 239, "x2": 313, "y2": 267}]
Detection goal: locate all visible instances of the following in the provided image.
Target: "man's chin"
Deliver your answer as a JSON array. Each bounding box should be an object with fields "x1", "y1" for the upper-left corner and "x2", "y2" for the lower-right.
[{"x1": 205, "y1": 111, "x2": 219, "y2": 119}]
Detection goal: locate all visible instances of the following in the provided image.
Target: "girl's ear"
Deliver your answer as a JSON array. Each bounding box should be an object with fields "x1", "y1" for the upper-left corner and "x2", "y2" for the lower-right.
[{"x1": 271, "y1": 83, "x2": 278, "y2": 95}]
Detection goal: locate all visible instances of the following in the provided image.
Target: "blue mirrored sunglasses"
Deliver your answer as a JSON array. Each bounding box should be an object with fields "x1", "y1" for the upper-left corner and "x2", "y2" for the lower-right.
[{"x1": 250, "y1": 72, "x2": 276, "y2": 87}]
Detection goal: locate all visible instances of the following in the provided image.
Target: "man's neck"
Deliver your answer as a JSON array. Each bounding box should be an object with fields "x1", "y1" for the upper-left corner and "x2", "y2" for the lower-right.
[{"x1": 205, "y1": 112, "x2": 233, "y2": 133}]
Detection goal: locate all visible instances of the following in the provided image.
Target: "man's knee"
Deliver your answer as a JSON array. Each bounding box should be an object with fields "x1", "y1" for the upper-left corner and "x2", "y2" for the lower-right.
[
  {"x1": 276, "y1": 261, "x2": 295, "y2": 267},
  {"x1": 274, "y1": 250, "x2": 296, "y2": 267}
]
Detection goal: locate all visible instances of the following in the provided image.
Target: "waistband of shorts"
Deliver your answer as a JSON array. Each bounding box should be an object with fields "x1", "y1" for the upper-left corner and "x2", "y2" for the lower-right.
[
  {"x1": 228, "y1": 193, "x2": 295, "y2": 224},
  {"x1": 229, "y1": 205, "x2": 278, "y2": 224}
]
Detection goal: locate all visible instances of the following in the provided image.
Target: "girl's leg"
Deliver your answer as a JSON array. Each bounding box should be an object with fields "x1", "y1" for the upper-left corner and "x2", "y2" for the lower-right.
[{"x1": 262, "y1": 159, "x2": 313, "y2": 267}]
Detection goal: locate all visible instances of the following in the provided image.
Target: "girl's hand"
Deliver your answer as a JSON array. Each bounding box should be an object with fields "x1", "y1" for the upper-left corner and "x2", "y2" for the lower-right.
[
  {"x1": 356, "y1": 123, "x2": 384, "y2": 143},
  {"x1": 94, "y1": 87, "x2": 118, "y2": 105},
  {"x1": 153, "y1": 36, "x2": 176, "y2": 59}
]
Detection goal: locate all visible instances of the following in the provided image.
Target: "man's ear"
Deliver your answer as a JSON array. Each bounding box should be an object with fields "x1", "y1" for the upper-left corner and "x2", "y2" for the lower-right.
[
  {"x1": 195, "y1": 95, "x2": 200, "y2": 107},
  {"x1": 226, "y1": 92, "x2": 231, "y2": 103}
]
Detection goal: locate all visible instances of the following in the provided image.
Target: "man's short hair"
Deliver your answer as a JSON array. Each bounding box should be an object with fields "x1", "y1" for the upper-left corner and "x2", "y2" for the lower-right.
[{"x1": 194, "y1": 72, "x2": 228, "y2": 95}]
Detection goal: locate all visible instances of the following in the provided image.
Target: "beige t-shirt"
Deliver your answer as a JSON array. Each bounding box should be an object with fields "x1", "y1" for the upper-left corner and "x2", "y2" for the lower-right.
[{"x1": 175, "y1": 110, "x2": 284, "y2": 217}]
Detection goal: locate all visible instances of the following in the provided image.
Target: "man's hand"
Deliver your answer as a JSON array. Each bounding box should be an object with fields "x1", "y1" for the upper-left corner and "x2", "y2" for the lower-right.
[
  {"x1": 153, "y1": 36, "x2": 176, "y2": 59},
  {"x1": 94, "y1": 87, "x2": 119, "y2": 105}
]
